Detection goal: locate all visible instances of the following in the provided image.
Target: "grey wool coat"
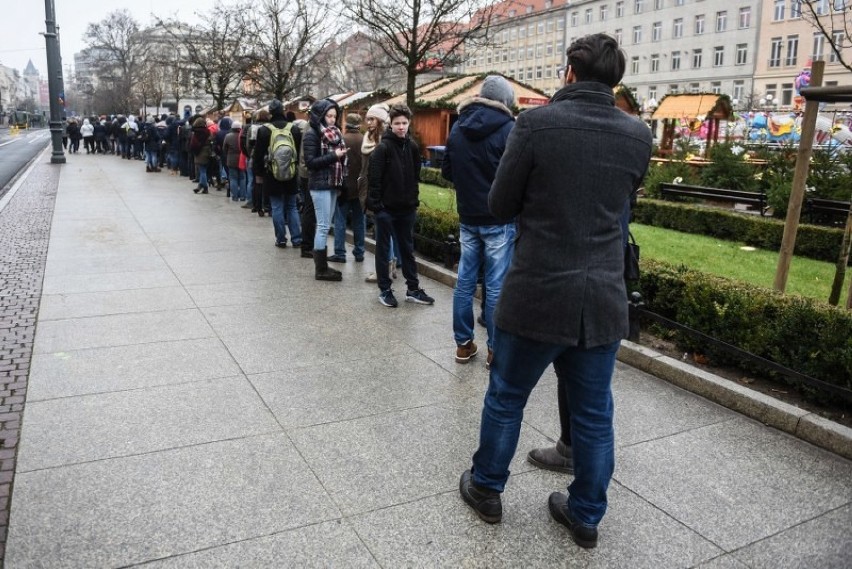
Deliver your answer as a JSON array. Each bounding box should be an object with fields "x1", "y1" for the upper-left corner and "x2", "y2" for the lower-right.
[{"x1": 489, "y1": 81, "x2": 652, "y2": 347}]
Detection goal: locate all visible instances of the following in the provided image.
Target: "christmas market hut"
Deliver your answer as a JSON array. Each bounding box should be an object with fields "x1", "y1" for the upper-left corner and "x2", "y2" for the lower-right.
[
  {"x1": 380, "y1": 74, "x2": 549, "y2": 155},
  {"x1": 222, "y1": 98, "x2": 257, "y2": 123},
  {"x1": 651, "y1": 93, "x2": 734, "y2": 155},
  {"x1": 614, "y1": 84, "x2": 641, "y2": 116}
]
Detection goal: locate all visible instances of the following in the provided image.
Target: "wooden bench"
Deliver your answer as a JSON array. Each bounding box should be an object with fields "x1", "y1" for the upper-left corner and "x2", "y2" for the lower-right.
[{"x1": 659, "y1": 183, "x2": 768, "y2": 216}]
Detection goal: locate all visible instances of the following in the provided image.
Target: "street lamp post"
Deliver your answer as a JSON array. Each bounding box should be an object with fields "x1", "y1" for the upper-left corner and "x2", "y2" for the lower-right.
[{"x1": 43, "y1": 0, "x2": 66, "y2": 164}]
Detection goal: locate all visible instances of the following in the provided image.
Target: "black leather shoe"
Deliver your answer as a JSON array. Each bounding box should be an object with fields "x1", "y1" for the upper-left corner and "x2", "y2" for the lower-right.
[
  {"x1": 459, "y1": 470, "x2": 502, "y2": 523},
  {"x1": 527, "y1": 439, "x2": 574, "y2": 474},
  {"x1": 548, "y1": 492, "x2": 598, "y2": 549}
]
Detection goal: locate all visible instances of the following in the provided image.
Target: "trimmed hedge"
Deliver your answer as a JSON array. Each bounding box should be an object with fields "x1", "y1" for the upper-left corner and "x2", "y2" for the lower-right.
[
  {"x1": 414, "y1": 206, "x2": 851, "y2": 396},
  {"x1": 633, "y1": 198, "x2": 845, "y2": 264},
  {"x1": 420, "y1": 167, "x2": 454, "y2": 189},
  {"x1": 639, "y1": 259, "x2": 852, "y2": 396}
]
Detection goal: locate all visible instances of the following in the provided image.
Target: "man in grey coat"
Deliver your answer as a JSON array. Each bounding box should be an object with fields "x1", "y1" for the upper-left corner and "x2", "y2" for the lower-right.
[{"x1": 459, "y1": 34, "x2": 652, "y2": 548}]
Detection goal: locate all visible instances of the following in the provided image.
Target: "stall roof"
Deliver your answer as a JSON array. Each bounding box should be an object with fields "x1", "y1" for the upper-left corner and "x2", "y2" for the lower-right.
[
  {"x1": 382, "y1": 74, "x2": 549, "y2": 110},
  {"x1": 652, "y1": 93, "x2": 733, "y2": 120}
]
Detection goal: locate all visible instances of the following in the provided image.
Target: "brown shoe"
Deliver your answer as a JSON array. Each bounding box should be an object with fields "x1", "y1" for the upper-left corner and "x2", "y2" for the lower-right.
[
  {"x1": 527, "y1": 438, "x2": 574, "y2": 474},
  {"x1": 455, "y1": 340, "x2": 478, "y2": 363}
]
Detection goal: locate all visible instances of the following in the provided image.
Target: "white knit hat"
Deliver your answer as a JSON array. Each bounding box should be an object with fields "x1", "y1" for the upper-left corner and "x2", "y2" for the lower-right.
[{"x1": 366, "y1": 103, "x2": 390, "y2": 124}]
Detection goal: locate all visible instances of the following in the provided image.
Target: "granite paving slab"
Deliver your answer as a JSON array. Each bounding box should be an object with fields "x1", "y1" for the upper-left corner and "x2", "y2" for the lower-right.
[
  {"x1": 137, "y1": 520, "x2": 379, "y2": 568},
  {"x1": 17, "y1": 376, "x2": 280, "y2": 471},
  {"x1": 27, "y1": 336, "x2": 241, "y2": 401},
  {"x1": 43, "y1": 252, "x2": 169, "y2": 277},
  {"x1": 38, "y1": 286, "x2": 196, "y2": 320},
  {"x1": 289, "y1": 404, "x2": 550, "y2": 516},
  {"x1": 615, "y1": 417, "x2": 852, "y2": 551},
  {"x1": 5, "y1": 434, "x2": 340, "y2": 568},
  {"x1": 351, "y1": 470, "x2": 722, "y2": 568},
  {"x1": 41, "y1": 268, "x2": 182, "y2": 295},
  {"x1": 32, "y1": 308, "x2": 215, "y2": 354}
]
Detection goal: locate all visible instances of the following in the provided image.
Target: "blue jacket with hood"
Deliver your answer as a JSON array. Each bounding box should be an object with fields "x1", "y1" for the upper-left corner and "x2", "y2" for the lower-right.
[{"x1": 441, "y1": 97, "x2": 514, "y2": 226}]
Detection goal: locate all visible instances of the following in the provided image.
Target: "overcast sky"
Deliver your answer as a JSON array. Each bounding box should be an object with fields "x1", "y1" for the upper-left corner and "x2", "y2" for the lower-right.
[{"x1": 3, "y1": 1, "x2": 217, "y2": 75}]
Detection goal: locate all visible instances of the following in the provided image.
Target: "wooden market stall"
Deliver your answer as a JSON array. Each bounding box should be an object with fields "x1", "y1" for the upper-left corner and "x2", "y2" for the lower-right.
[
  {"x1": 614, "y1": 84, "x2": 641, "y2": 116},
  {"x1": 222, "y1": 98, "x2": 257, "y2": 123},
  {"x1": 651, "y1": 93, "x2": 733, "y2": 156},
  {"x1": 380, "y1": 74, "x2": 549, "y2": 153}
]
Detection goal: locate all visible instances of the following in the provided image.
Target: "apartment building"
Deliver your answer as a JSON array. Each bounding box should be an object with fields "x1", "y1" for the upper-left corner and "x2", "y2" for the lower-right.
[
  {"x1": 464, "y1": 0, "x2": 569, "y2": 95},
  {"x1": 753, "y1": 0, "x2": 852, "y2": 110}
]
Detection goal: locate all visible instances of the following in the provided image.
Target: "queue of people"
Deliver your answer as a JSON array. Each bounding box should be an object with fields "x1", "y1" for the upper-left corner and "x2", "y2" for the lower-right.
[{"x1": 66, "y1": 33, "x2": 648, "y2": 551}]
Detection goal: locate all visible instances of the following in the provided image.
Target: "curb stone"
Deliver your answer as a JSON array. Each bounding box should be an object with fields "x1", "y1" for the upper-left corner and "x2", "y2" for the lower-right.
[{"x1": 357, "y1": 233, "x2": 852, "y2": 461}]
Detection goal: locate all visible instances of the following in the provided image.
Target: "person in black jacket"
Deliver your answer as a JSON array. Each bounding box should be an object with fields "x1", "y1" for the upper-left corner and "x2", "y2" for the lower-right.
[
  {"x1": 365, "y1": 103, "x2": 434, "y2": 308},
  {"x1": 252, "y1": 100, "x2": 303, "y2": 249}
]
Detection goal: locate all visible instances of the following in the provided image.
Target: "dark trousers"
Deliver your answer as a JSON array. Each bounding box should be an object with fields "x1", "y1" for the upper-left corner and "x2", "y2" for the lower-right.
[
  {"x1": 374, "y1": 209, "x2": 419, "y2": 292},
  {"x1": 299, "y1": 183, "x2": 316, "y2": 253}
]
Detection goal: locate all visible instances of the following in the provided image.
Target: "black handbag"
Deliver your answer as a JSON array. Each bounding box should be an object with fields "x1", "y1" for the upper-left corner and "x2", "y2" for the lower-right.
[{"x1": 624, "y1": 231, "x2": 640, "y2": 282}]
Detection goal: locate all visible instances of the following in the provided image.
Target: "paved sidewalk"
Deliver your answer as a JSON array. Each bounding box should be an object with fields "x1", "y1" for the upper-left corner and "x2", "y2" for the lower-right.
[{"x1": 5, "y1": 153, "x2": 852, "y2": 568}]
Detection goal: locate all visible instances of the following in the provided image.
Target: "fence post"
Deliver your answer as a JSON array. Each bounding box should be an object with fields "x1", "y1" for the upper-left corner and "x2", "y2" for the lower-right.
[
  {"x1": 444, "y1": 234, "x2": 459, "y2": 269},
  {"x1": 628, "y1": 291, "x2": 644, "y2": 342}
]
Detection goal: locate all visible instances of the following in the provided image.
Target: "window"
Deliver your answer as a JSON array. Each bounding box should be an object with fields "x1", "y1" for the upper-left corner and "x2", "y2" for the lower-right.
[
  {"x1": 770, "y1": 37, "x2": 783, "y2": 67},
  {"x1": 571, "y1": 12, "x2": 578, "y2": 26},
  {"x1": 669, "y1": 84, "x2": 679, "y2": 94},
  {"x1": 813, "y1": 33, "x2": 825, "y2": 60},
  {"x1": 690, "y1": 83, "x2": 700, "y2": 94},
  {"x1": 692, "y1": 49, "x2": 702, "y2": 68},
  {"x1": 520, "y1": 26, "x2": 526, "y2": 38},
  {"x1": 652, "y1": 22, "x2": 662, "y2": 42},
  {"x1": 509, "y1": 49, "x2": 516, "y2": 61},
  {"x1": 816, "y1": 0, "x2": 828, "y2": 15},
  {"x1": 790, "y1": 1, "x2": 802, "y2": 18},
  {"x1": 537, "y1": 22, "x2": 544, "y2": 35},
  {"x1": 650, "y1": 53, "x2": 660, "y2": 72},
  {"x1": 502, "y1": 49, "x2": 508, "y2": 62},
  {"x1": 585, "y1": 8, "x2": 593, "y2": 23},
  {"x1": 557, "y1": 18, "x2": 564, "y2": 31},
  {"x1": 536, "y1": 66, "x2": 543, "y2": 79},
  {"x1": 774, "y1": 0, "x2": 785, "y2": 21},
  {"x1": 545, "y1": 66, "x2": 553, "y2": 78},
  {"x1": 739, "y1": 7, "x2": 751, "y2": 28},
  {"x1": 733, "y1": 80, "x2": 744, "y2": 102},
  {"x1": 736, "y1": 44, "x2": 748, "y2": 65},
  {"x1": 716, "y1": 11, "x2": 727, "y2": 32},
  {"x1": 786, "y1": 35, "x2": 799, "y2": 66},
  {"x1": 673, "y1": 18, "x2": 683, "y2": 38},
  {"x1": 671, "y1": 51, "x2": 681, "y2": 70},
  {"x1": 486, "y1": 52, "x2": 492, "y2": 65},
  {"x1": 528, "y1": 24, "x2": 534, "y2": 36},
  {"x1": 547, "y1": 20, "x2": 554, "y2": 33},
  {"x1": 517, "y1": 48, "x2": 524, "y2": 60},
  {"x1": 527, "y1": 47, "x2": 534, "y2": 59},
  {"x1": 536, "y1": 44, "x2": 543, "y2": 58},
  {"x1": 544, "y1": 0, "x2": 552, "y2": 7},
  {"x1": 511, "y1": 28, "x2": 517, "y2": 40},
  {"x1": 711, "y1": 81, "x2": 721, "y2": 94},
  {"x1": 526, "y1": 67, "x2": 533, "y2": 80},
  {"x1": 834, "y1": 0, "x2": 846, "y2": 10},
  {"x1": 648, "y1": 86, "x2": 657, "y2": 101},
  {"x1": 714, "y1": 46, "x2": 724, "y2": 66},
  {"x1": 695, "y1": 15, "x2": 705, "y2": 35},
  {"x1": 546, "y1": 43, "x2": 554, "y2": 56},
  {"x1": 766, "y1": 84, "x2": 777, "y2": 102},
  {"x1": 616, "y1": 1, "x2": 624, "y2": 17},
  {"x1": 556, "y1": 39, "x2": 564, "y2": 53},
  {"x1": 600, "y1": 5, "x2": 609, "y2": 20},
  {"x1": 631, "y1": 56, "x2": 640, "y2": 74},
  {"x1": 782, "y1": 83, "x2": 794, "y2": 106},
  {"x1": 831, "y1": 31, "x2": 844, "y2": 62},
  {"x1": 634, "y1": 0, "x2": 643, "y2": 14},
  {"x1": 633, "y1": 25, "x2": 642, "y2": 44},
  {"x1": 654, "y1": 0, "x2": 663, "y2": 9},
  {"x1": 615, "y1": 29, "x2": 623, "y2": 44}
]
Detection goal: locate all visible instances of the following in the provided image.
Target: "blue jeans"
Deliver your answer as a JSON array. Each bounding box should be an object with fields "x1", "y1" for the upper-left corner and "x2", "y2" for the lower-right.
[
  {"x1": 453, "y1": 223, "x2": 516, "y2": 349},
  {"x1": 310, "y1": 189, "x2": 338, "y2": 251},
  {"x1": 269, "y1": 194, "x2": 302, "y2": 246},
  {"x1": 471, "y1": 328, "x2": 620, "y2": 528},
  {"x1": 334, "y1": 197, "x2": 366, "y2": 258},
  {"x1": 145, "y1": 149, "x2": 158, "y2": 169},
  {"x1": 245, "y1": 164, "x2": 254, "y2": 203},
  {"x1": 197, "y1": 166, "x2": 208, "y2": 189},
  {"x1": 228, "y1": 168, "x2": 246, "y2": 201}
]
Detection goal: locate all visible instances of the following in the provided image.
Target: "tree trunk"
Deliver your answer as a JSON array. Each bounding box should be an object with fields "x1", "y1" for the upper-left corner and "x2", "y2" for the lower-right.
[
  {"x1": 406, "y1": 68, "x2": 417, "y2": 110},
  {"x1": 829, "y1": 202, "x2": 852, "y2": 306}
]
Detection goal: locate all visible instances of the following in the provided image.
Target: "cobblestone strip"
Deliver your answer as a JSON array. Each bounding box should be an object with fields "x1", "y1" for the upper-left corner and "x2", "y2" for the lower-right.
[{"x1": 0, "y1": 160, "x2": 59, "y2": 565}]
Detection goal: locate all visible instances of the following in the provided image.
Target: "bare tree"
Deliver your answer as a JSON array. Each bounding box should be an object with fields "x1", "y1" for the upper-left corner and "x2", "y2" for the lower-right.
[
  {"x1": 239, "y1": 0, "x2": 341, "y2": 101},
  {"x1": 83, "y1": 9, "x2": 145, "y2": 113},
  {"x1": 155, "y1": 3, "x2": 249, "y2": 111},
  {"x1": 800, "y1": 0, "x2": 852, "y2": 72},
  {"x1": 345, "y1": 0, "x2": 498, "y2": 109}
]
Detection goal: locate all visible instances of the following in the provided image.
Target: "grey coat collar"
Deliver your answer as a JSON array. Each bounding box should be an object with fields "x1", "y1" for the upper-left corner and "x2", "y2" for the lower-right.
[{"x1": 457, "y1": 96, "x2": 514, "y2": 117}]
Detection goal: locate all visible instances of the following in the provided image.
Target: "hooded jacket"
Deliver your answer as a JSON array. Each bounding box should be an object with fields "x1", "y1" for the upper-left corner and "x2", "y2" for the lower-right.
[
  {"x1": 222, "y1": 125, "x2": 243, "y2": 169},
  {"x1": 301, "y1": 99, "x2": 347, "y2": 191},
  {"x1": 442, "y1": 97, "x2": 514, "y2": 226},
  {"x1": 253, "y1": 110, "x2": 301, "y2": 196},
  {"x1": 80, "y1": 118, "x2": 94, "y2": 138},
  {"x1": 190, "y1": 117, "x2": 212, "y2": 165},
  {"x1": 489, "y1": 81, "x2": 652, "y2": 347},
  {"x1": 366, "y1": 129, "x2": 421, "y2": 215},
  {"x1": 215, "y1": 117, "x2": 232, "y2": 156}
]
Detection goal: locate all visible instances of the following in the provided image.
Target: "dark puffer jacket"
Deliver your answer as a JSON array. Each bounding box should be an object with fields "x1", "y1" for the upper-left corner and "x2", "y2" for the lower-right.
[
  {"x1": 302, "y1": 99, "x2": 345, "y2": 191},
  {"x1": 442, "y1": 97, "x2": 514, "y2": 226},
  {"x1": 366, "y1": 129, "x2": 421, "y2": 215}
]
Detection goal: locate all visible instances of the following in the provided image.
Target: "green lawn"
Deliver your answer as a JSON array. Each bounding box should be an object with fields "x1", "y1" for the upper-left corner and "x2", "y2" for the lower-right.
[
  {"x1": 631, "y1": 224, "x2": 850, "y2": 303},
  {"x1": 418, "y1": 183, "x2": 849, "y2": 304}
]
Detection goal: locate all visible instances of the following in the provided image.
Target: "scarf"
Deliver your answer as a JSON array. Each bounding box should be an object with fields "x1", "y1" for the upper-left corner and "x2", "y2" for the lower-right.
[
  {"x1": 321, "y1": 125, "x2": 348, "y2": 188},
  {"x1": 361, "y1": 133, "x2": 378, "y2": 156}
]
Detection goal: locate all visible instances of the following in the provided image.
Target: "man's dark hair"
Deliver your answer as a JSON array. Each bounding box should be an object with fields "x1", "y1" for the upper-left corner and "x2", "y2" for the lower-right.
[
  {"x1": 388, "y1": 103, "x2": 412, "y2": 121},
  {"x1": 566, "y1": 33, "x2": 625, "y2": 87},
  {"x1": 285, "y1": 111, "x2": 296, "y2": 121}
]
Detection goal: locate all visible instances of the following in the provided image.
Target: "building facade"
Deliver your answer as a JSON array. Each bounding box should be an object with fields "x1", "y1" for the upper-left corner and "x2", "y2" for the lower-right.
[{"x1": 753, "y1": 0, "x2": 852, "y2": 110}]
